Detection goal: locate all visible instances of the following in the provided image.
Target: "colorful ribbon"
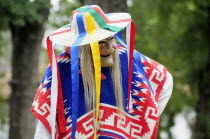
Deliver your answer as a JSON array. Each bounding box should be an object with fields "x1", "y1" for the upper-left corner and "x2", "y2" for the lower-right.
[
  {"x1": 47, "y1": 37, "x2": 58, "y2": 139},
  {"x1": 116, "y1": 21, "x2": 136, "y2": 113},
  {"x1": 84, "y1": 12, "x2": 101, "y2": 139},
  {"x1": 47, "y1": 37, "x2": 66, "y2": 139},
  {"x1": 70, "y1": 12, "x2": 86, "y2": 139},
  {"x1": 127, "y1": 21, "x2": 136, "y2": 113},
  {"x1": 115, "y1": 31, "x2": 127, "y2": 47}
]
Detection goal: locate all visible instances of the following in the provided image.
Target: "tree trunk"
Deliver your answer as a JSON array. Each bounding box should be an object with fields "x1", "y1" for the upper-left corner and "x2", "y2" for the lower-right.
[
  {"x1": 82, "y1": 0, "x2": 128, "y2": 13},
  {"x1": 193, "y1": 51, "x2": 210, "y2": 139},
  {"x1": 193, "y1": 6, "x2": 210, "y2": 139},
  {"x1": 9, "y1": 8, "x2": 50, "y2": 139}
]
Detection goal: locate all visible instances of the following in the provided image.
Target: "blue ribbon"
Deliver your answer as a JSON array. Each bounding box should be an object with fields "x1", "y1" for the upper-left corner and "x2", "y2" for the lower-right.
[
  {"x1": 71, "y1": 12, "x2": 86, "y2": 139},
  {"x1": 115, "y1": 32, "x2": 154, "y2": 95},
  {"x1": 115, "y1": 31, "x2": 129, "y2": 111},
  {"x1": 115, "y1": 31, "x2": 127, "y2": 48}
]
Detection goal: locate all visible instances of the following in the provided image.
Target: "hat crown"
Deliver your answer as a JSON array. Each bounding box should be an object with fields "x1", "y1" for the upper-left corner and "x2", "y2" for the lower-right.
[{"x1": 69, "y1": 5, "x2": 106, "y2": 36}]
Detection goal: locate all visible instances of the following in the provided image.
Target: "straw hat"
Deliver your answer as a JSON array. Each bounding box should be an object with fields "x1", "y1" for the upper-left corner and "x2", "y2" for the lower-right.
[{"x1": 49, "y1": 5, "x2": 131, "y2": 46}]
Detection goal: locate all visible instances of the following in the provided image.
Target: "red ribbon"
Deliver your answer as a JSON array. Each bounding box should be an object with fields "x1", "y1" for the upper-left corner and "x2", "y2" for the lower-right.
[
  {"x1": 127, "y1": 21, "x2": 136, "y2": 112},
  {"x1": 47, "y1": 37, "x2": 66, "y2": 133}
]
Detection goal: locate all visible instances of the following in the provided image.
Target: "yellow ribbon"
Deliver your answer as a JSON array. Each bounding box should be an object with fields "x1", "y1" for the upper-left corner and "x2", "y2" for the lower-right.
[{"x1": 85, "y1": 12, "x2": 101, "y2": 139}]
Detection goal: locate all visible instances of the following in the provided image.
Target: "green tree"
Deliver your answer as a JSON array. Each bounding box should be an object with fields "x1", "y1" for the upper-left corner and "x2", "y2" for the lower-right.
[
  {"x1": 0, "y1": 0, "x2": 50, "y2": 138},
  {"x1": 130, "y1": 0, "x2": 210, "y2": 138}
]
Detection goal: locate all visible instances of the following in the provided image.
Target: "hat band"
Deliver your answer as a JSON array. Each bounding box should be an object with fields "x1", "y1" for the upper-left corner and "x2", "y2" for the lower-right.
[{"x1": 85, "y1": 12, "x2": 101, "y2": 139}]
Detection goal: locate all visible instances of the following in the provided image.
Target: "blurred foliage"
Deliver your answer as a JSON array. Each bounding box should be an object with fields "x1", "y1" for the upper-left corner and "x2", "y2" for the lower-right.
[
  {"x1": 0, "y1": 71, "x2": 10, "y2": 131},
  {"x1": 0, "y1": 0, "x2": 51, "y2": 29},
  {"x1": 49, "y1": 0, "x2": 80, "y2": 28},
  {"x1": 0, "y1": 96, "x2": 9, "y2": 130},
  {"x1": 130, "y1": 0, "x2": 210, "y2": 138},
  {"x1": 0, "y1": 31, "x2": 12, "y2": 65},
  {"x1": 0, "y1": 0, "x2": 51, "y2": 58}
]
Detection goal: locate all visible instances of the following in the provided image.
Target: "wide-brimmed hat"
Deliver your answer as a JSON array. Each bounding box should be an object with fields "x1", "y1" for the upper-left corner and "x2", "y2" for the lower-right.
[{"x1": 49, "y1": 5, "x2": 131, "y2": 46}]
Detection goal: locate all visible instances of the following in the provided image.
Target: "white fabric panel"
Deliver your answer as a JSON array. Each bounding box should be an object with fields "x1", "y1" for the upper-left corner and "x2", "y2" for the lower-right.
[
  {"x1": 158, "y1": 71, "x2": 173, "y2": 114},
  {"x1": 34, "y1": 120, "x2": 51, "y2": 139}
]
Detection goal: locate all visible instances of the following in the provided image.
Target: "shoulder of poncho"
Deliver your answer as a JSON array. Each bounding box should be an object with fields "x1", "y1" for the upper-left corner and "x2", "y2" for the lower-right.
[{"x1": 135, "y1": 51, "x2": 167, "y2": 72}]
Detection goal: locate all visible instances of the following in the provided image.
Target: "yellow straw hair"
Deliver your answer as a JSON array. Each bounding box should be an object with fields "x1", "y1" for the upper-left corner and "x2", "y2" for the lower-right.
[
  {"x1": 111, "y1": 49, "x2": 124, "y2": 116},
  {"x1": 80, "y1": 45, "x2": 96, "y2": 111},
  {"x1": 80, "y1": 45, "x2": 124, "y2": 115}
]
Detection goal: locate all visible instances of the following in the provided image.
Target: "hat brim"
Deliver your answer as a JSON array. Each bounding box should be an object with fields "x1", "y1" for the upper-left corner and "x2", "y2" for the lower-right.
[{"x1": 49, "y1": 13, "x2": 131, "y2": 46}]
